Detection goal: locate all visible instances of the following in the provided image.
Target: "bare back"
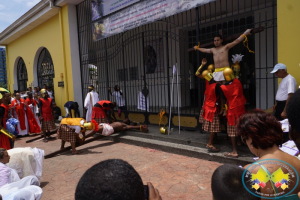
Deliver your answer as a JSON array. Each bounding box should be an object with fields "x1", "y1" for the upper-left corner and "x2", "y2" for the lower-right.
[
  {"x1": 211, "y1": 46, "x2": 230, "y2": 68},
  {"x1": 249, "y1": 151, "x2": 300, "y2": 198}
]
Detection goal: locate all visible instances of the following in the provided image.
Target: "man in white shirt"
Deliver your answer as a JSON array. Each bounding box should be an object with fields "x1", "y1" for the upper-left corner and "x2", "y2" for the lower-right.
[
  {"x1": 84, "y1": 85, "x2": 99, "y2": 122},
  {"x1": 271, "y1": 63, "x2": 297, "y2": 120}
]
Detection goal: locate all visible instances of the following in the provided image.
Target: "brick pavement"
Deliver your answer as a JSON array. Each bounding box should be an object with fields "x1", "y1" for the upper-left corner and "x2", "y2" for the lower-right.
[{"x1": 14, "y1": 134, "x2": 222, "y2": 200}]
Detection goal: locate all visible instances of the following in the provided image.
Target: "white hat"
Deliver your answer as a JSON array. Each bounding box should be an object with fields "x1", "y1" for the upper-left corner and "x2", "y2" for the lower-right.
[{"x1": 270, "y1": 63, "x2": 287, "y2": 73}]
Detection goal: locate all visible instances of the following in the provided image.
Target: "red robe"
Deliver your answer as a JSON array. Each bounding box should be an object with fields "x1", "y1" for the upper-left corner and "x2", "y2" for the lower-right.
[
  {"x1": 202, "y1": 81, "x2": 218, "y2": 122},
  {"x1": 11, "y1": 99, "x2": 27, "y2": 130},
  {"x1": 25, "y1": 98, "x2": 41, "y2": 133},
  {"x1": 0, "y1": 104, "x2": 10, "y2": 150},
  {"x1": 220, "y1": 79, "x2": 246, "y2": 126}
]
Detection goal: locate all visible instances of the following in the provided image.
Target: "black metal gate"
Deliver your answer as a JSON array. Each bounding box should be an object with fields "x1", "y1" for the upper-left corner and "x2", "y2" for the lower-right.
[
  {"x1": 77, "y1": 0, "x2": 277, "y2": 129},
  {"x1": 37, "y1": 48, "x2": 55, "y2": 91},
  {"x1": 17, "y1": 57, "x2": 28, "y2": 92}
]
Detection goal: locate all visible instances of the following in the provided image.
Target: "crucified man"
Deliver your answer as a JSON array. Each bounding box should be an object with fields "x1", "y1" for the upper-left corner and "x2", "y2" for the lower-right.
[{"x1": 194, "y1": 29, "x2": 252, "y2": 83}]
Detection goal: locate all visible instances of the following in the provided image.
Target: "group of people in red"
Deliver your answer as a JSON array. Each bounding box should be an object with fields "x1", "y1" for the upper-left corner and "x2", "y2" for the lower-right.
[{"x1": 0, "y1": 88, "x2": 56, "y2": 149}]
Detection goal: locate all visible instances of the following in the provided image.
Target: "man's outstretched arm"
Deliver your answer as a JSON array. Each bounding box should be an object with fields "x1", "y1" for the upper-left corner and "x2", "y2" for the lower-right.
[
  {"x1": 226, "y1": 29, "x2": 252, "y2": 50},
  {"x1": 194, "y1": 46, "x2": 212, "y2": 54}
]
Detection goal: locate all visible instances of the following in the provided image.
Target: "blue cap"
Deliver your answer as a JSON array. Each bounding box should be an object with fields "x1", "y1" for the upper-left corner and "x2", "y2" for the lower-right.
[{"x1": 270, "y1": 63, "x2": 287, "y2": 73}]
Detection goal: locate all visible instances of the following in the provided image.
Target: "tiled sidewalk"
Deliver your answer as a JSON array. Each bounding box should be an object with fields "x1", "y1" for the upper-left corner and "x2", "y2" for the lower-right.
[{"x1": 15, "y1": 135, "x2": 222, "y2": 200}]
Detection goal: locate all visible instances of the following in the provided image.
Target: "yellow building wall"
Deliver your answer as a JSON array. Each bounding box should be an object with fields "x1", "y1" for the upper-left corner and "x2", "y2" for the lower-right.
[
  {"x1": 6, "y1": 5, "x2": 74, "y2": 115},
  {"x1": 278, "y1": 0, "x2": 300, "y2": 86}
]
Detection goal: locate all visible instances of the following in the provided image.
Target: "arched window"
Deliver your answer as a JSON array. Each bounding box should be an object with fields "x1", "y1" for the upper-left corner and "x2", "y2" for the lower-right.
[
  {"x1": 17, "y1": 58, "x2": 28, "y2": 92},
  {"x1": 37, "y1": 48, "x2": 55, "y2": 90}
]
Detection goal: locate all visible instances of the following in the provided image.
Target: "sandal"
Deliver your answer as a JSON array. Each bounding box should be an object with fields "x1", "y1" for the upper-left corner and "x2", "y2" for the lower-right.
[
  {"x1": 206, "y1": 145, "x2": 220, "y2": 152},
  {"x1": 224, "y1": 152, "x2": 238, "y2": 158}
]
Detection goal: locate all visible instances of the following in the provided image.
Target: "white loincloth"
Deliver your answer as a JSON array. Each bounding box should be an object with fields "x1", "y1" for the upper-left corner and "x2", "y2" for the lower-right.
[
  {"x1": 213, "y1": 71, "x2": 225, "y2": 81},
  {"x1": 100, "y1": 123, "x2": 114, "y2": 136}
]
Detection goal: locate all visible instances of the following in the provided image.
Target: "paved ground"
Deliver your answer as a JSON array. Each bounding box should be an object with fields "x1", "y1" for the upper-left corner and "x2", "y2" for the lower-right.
[{"x1": 14, "y1": 134, "x2": 222, "y2": 200}]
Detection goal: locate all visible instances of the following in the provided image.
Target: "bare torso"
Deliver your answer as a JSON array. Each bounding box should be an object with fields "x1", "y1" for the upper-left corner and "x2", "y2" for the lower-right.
[
  {"x1": 211, "y1": 45, "x2": 229, "y2": 68},
  {"x1": 245, "y1": 150, "x2": 300, "y2": 198}
]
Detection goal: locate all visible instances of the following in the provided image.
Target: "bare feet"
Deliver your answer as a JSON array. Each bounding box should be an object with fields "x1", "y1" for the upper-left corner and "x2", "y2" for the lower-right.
[
  {"x1": 72, "y1": 150, "x2": 82, "y2": 155},
  {"x1": 224, "y1": 152, "x2": 238, "y2": 158}
]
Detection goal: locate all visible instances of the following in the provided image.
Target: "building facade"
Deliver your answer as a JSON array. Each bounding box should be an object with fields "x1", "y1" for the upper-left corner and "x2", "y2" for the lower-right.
[
  {"x1": 0, "y1": 48, "x2": 7, "y2": 85},
  {"x1": 0, "y1": 0, "x2": 299, "y2": 129}
]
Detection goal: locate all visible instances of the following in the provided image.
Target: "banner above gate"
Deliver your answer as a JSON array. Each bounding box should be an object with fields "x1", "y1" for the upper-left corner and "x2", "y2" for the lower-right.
[
  {"x1": 92, "y1": 0, "x2": 216, "y2": 42},
  {"x1": 92, "y1": 0, "x2": 140, "y2": 21}
]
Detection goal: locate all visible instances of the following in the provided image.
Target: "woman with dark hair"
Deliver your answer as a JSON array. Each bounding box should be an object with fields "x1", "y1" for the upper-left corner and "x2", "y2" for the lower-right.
[{"x1": 237, "y1": 109, "x2": 300, "y2": 198}]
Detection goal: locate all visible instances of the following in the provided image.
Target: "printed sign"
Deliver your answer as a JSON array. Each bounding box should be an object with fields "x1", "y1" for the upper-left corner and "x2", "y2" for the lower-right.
[
  {"x1": 91, "y1": 0, "x2": 140, "y2": 21},
  {"x1": 92, "y1": 0, "x2": 215, "y2": 41}
]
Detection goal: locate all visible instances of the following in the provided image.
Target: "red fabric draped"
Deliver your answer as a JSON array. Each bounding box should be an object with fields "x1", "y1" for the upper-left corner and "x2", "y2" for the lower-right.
[
  {"x1": 0, "y1": 104, "x2": 10, "y2": 149},
  {"x1": 92, "y1": 107, "x2": 107, "y2": 119},
  {"x1": 11, "y1": 99, "x2": 26, "y2": 130},
  {"x1": 39, "y1": 98, "x2": 53, "y2": 121},
  {"x1": 26, "y1": 106, "x2": 41, "y2": 133},
  {"x1": 0, "y1": 134, "x2": 11, "y2": 150}
]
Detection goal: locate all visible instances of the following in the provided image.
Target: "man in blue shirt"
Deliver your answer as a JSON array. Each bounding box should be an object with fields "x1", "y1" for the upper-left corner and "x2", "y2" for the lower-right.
[{"x1": 64, "y1": 101, "x2": 80, "y2": 118}]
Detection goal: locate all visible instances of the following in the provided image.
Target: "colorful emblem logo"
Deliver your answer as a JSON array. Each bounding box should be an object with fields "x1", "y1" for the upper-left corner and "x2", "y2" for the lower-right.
[{"x1": 242, "y1": 159, "x2": 299, "y2": 199}]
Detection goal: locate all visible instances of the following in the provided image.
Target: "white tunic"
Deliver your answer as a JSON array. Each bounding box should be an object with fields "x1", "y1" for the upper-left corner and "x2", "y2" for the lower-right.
[
  {"x1": 84, "y1": 91, "x2": 99, "y2": 122},
  {"x1": 0, "y1": 163, "x2": 43, "y2": 200}
]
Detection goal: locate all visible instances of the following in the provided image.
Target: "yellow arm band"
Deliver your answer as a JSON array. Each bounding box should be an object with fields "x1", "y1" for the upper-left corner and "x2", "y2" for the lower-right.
[
  {"x1": 224, "y1": 104, "x2": 228, "y2": 110},
  {"x1": 0, "y1": 128, "x2": 15, "y2": 139},
  {"x1": 195, "y1": 64, "x2": 203, "y2": 76}
]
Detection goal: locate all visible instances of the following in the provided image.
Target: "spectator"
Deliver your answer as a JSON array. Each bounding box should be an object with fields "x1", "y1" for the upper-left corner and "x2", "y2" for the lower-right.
[
  {"x1": 52, "y1": 103, "x2": 61, "y2": 121},
  {"x1": 237, "y1": 109, "x2": 300, "y2": 197},
  {"x1": 75, "y1": 159, "x2": 161, "y2": 200},
  {"x1": 84, "y1": 85, "x2": 99, "y2": 122},
  {"x1": 109, "y1": 85, "x2": 126, "y2": 117},
  {"x1": 64, "y1": 101, "x2": 80, "y2": 118},
  {"x1": 0, "y1": 148, "x2": 43, "y2": 200},
  {"x1": 47, "y1": 87, "x2": 54, "y2": 100},
  {"x1": 287, "y1": 89, "x2": 300, "y2": 151},
  {"x1": 211, "y1": 164, "x2": 260, "y2": 200},
  {"x1": 270, "y1": 63, "x2": 297, "y2": 120}
]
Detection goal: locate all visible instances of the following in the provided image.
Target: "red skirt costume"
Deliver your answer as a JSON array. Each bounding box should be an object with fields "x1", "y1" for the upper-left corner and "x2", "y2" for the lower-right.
[
  {"x1": 39, "y1": 98, "x2": 56, "y2": 132},
  {"x1": 202, "y1": 81, "x2": 221, "y2": 133},
  {"x1": 0, "y1": 104, "x2": 10, "y2": 149},
  {"x1": 25, "y1": 98, "x2": 41, "y2": 134},
  {"x1": 92, "y1": 100, "x2": 113, "y2": 124},
  {"x1": 220, "y1": 79, "x2": 246, "y2": 126}
]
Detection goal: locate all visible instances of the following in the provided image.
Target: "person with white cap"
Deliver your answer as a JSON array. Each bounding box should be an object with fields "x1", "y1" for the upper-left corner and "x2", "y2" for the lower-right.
[{"x1": 270, "y1": 63, "x2": 297, "y2": 120}]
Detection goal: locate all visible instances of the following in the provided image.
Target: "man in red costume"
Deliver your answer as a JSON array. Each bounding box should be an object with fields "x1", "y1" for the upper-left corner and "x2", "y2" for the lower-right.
[
  {"x1": 220, "y1": 68, "x2": 246, "y2": 158},
  {"x1": 25, "y1": 92, "x2": 41, "y2": 135},
  {"x1": 201, "y1": 70, "x2": 221, "y2": 152},
  {"x1": 11, "y1": 93, "x2": 29, "y2": 136},
  {"x1": 0, "y1": 88, "x2": 15, "y2": 149},
  {"x1": 92, "y1": 100, "x2": 117, "y2": 124},
  {"x1": 39, "y1": 89, "x2": 56, "y2": 142}
]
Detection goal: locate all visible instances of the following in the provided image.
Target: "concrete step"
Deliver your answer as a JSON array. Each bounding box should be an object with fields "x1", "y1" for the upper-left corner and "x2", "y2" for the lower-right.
[{"x1": 104, "y1": 133, "x2": 254, "y2": 166}]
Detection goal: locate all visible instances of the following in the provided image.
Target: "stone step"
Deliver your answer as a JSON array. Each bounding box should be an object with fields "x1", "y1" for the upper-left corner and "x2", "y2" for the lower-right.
[{"x1": 105, "y1": 133, "x2": 253, "y2": 166}]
